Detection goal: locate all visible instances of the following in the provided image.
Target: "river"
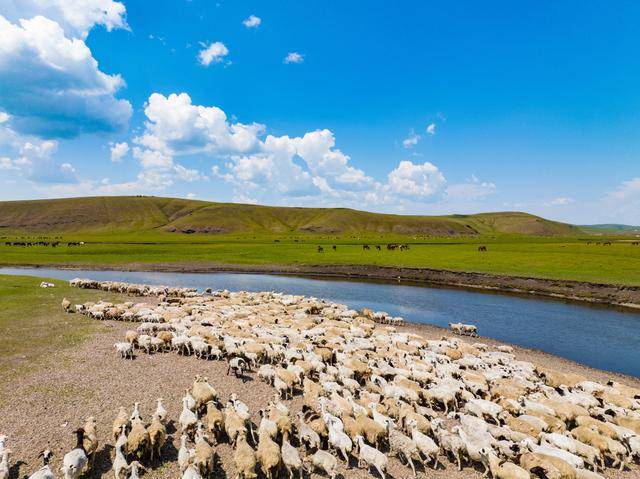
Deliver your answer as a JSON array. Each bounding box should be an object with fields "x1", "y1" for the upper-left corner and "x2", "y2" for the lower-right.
[{"x1": 1, "y1": 267, "x2": 639, "y2": 377}]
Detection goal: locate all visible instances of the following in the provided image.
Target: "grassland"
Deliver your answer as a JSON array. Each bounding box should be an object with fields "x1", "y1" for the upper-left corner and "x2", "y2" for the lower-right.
[
  {"x1": 1, "y1": 196, "x2": 639, "y2": 286},
  {"x1": 0, "y1": 274, "x2": 128, "y2": 380}
]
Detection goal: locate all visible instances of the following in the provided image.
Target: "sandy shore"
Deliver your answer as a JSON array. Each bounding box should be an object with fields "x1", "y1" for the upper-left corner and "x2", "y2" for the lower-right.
[
  {"x1": 7, "y1": 261, "x2": 640, "y2": 311},
  {"x1": 1, "y1": 303, "x2": 638, "y2": 479}
]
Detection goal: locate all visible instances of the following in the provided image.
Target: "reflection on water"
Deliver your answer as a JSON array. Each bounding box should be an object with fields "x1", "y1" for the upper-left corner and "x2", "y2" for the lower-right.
[{"x1": 1, "y1": 267, "x2": 639, "y2": 377}]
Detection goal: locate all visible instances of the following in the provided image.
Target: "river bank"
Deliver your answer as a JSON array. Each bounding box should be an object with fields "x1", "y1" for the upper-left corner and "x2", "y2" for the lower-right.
[{"x1": 5, "y1": 261, "x2": 640, "y2": 310}]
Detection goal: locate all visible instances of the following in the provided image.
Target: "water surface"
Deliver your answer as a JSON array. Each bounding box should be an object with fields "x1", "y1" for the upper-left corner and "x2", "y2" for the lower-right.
[{"x1": 2, "y1": 267, "x2": 639, "y2": 377}]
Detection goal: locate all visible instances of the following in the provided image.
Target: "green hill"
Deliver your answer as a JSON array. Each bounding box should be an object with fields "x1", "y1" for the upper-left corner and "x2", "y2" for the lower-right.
[{"x1": 0, "y1": 196, "x2": 581, "y2": 237}]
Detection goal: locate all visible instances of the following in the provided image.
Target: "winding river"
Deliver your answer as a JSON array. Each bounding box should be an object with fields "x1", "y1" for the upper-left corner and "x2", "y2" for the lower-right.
[{"x1": 2, "y1": 267, "x2": 639, "y2": 377}]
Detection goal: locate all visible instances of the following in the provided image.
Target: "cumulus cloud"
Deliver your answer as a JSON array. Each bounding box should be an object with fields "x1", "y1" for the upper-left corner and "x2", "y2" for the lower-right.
[
  {"x1": 109, "y1": 141, "x2": 129, "y2": 162},
  {"x1": 198, "y1": 41, "x2": 229, "y2": 66},
  {"x1": 426, "y1": 123, "x2": 437, "y2": 135},
  {"x1": 136, "y1": 93, "x2": 263, "y2": 156},
  {"x1": 0, "y1": 15, "x2": 132, "y2": 138},
  {"x1": 387, "y1": 161, "x2": 445, "y2": 198},
  {"x1": 120, "y1": 92, "x2": 477, "y2": 208},
  {"x1": 284, "y1": 52, "x2": 304, "y2": 64},
  {"x1": 2, "y1": 0, "x2": 128, "y2": 38},
  {"x1": 242, "y1": 15, "x2": 261, "y2": 28},
  {"x1": 402, "y1": 130, "x2": 420, "y2": 149}
]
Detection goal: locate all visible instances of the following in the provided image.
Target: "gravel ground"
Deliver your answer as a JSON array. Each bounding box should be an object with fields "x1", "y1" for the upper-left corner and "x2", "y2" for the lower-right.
[{"x1": 1, "y1": 310, "x2": 639, "y2": 479}]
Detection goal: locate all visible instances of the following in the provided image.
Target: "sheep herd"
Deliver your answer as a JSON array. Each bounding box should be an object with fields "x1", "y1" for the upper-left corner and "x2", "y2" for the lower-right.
[{"x1": 2, "y1": 278, "x2": 640, "y2": 479}]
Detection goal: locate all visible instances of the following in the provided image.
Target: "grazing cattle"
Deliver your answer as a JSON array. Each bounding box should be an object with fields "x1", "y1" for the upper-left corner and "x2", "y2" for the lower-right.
[
  {"x1": 362, "y1": 244, "x2": 370, "y2": 250},
  {"x1": 375, "y1": 245, "x2": 381, "y2": 251},
  {"x1": 317, "y1": 246, "x2": 324, "y2": 253},
  {"x1": 332, "y1": 245, "x2": 337, "y2": 251},
  {"x1": 478, "y1": 246, "x2": 487, "y2": 252}
]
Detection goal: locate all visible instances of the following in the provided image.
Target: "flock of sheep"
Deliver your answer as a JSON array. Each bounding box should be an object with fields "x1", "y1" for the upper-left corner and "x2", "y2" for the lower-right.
[{"x1": 3, "y1": 277, "x2": 640, "y2": 479}]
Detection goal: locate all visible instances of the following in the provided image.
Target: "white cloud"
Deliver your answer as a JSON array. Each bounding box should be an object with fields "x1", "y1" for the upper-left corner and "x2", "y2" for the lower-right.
[
  {"x1": 122, "y1": 92, "x2": 468, "y2": 209},
  {"x1": 0, "y1": 112, "x2": 10, "y2": 124},
  {"x1": 402, "y1": 130, "x2": 420, "y2": 148},
  {"x1": 2, "y1": 0, "x2": 128, "y2": 38},
  {"x1": 284, "y1": 52, "x2": 304, "y2": 64},
  {"x1": 548, "y1": 197, "x2": 574, "y2": 206},
  {"x1": 242, "y1": 15, "x2": 261, "y2": 28},
  {"x1": 186, "y1": 192, "x2": 196, "y2": 199},
  {"x1": 609, "y1": 178, "x2": 640, "y2": 202},
  {"x1": 198, "y1": 41, "x2": 229, "y2": 66},
  {"x1": 387, "y1": 160, "x2": 446, "y2": 198},
  {"x1": 0, "y1": 157, "x2": 17, "y2": 170},
  {"x1": 426, "y1": 123, "x2": 437, "y2": 135},
  {"x1": 174, "y1": 164, "x2": 207, "y2": 182},
  {"x1": 136, "y1": 92, "x2": 263, "y2": 156},
  {"x1": 109, "y1": 141, "x2": 129, "y2": 162},
  {"x1": 446, "y1": 175, "x2": 496, "y2": 201},
  {"x1": 0, "y1": 14, "x2": 132, "y2": 138}
]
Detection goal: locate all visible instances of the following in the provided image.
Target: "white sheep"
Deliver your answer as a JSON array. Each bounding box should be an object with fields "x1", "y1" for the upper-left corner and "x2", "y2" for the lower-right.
[
  {"x1": 114, "y1": 342, "x2": 134, "y2": 359},
  {"x1": 27, "y1": 450, "x2": 55, "y2": 479},
  {"x1": 355, "y1": 435, "x2": 387, "y2": 479}
]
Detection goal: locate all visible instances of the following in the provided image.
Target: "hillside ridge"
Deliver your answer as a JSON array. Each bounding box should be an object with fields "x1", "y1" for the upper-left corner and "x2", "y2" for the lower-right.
[{"x1": 0, "y1": 196, "x2": 581, "y2": 236}]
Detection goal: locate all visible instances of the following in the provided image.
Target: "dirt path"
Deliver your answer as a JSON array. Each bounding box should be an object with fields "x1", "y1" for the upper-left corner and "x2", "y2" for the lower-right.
[{"x1": 1, "y1": 311, "x2": 638, "y2": 479}]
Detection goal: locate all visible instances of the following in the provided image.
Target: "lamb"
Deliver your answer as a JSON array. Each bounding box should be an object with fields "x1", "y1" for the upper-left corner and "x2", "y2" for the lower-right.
[
  {"x1": 115, "y1": 342, "x2": 134, "y2": 359},
  {"x1": 519, "y1": 452, "x2": 576, "y2": 479},
  {"x1": 224, "y1": 403, "x2": 247, "y2": 447},
  {"x1": 521, "y1": 437, "x2": 584, "y2": 469},
  {"x1": 465, "y1": 397, "x2": 503, "y2": 424},
  {"x1": 432, "y1": 419, "x2": 465, "y2": 470},
  {"x1": 258, "y1": 409, "x2": 278, "y2": 440},
  {"x1": 62, "y1": 298, "x2": 72, "y2": 312},
  {"x1": 60, "y1": 428, "x2": 88, "y2": 479},
  {"x1": 281, "y1": 432, "x2": 303, "y2": 479},
  {"x1": 148, "y1": 413, "x2": 166, "y2": 463},
  {"x1": 407, "y1": 418, "x2": 440, "y2": 469},
  {"x1": 203, "y1": 400, "x2": 225, "y2": 444},
  {"x1": 388, "y1": 424, "x2": 420, "y2": 477},
  {"x1": 126, "y1": 418, "x2": 151, "y2": 461},
  {"x1": 234, "y1": 431, "x2": 257, "y2": 479},
  {"x1": 295, "y1": 412, "x2": 321, "y2": 452},
  {"x1": 306, "y1": 450, "x2": 338, "y2": 479},
  {"x1": 113, "y1": 407, "x2": 130, "y2": 441},
  {"x1": 191, "y1": 376, "x2": 218, "y2": 413},
  {"x1": 326, "y1": 416, "x2": 353, "y2": 463},
  {"x1": 256, "y1": 432, "x2": 281, "y2": 479},
  {"x1": 82, "y1": 417, "x2": 98, "y2": 467},
  {"x1": 178, "y1": 434, "x2": 190, "y2": 474},
  {"x1": 193, "y1": 429, "x2": 215, "y2": 477},
  {"x1": 126, "y1": 461, "x2": 146, "y2": 479},
  {"x1": 228, "y1": 357, "x2": 247, "y2": 379},
  {"x1": 180, "y1": 397, "x2": 198, "y2": 436},
  {"x1": 112, "y1": 443, "x2": 129, "y2": 479},
  {"x1": 155, "y1": 398, "x2": 167, "y2": 423},
  {"x1": 355, "y1": 435, "x2": 388, "y2": 479},
  {"x1": 28, "y1": 450, "x2": 55, "y2": 479},
  {"x1": 479, "y1": 448, "x2": 530, "y2": 479}
]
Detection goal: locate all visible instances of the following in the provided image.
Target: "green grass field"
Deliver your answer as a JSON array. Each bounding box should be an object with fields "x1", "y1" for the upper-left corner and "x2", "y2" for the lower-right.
[
  {"x1": 0, "y1": 274, "x2": 127, "y2": 382},
  {"x1": 2, "y1": 235, "x2": 640, "y2": 285},
  {"x1": 1, "y1": 196, "x2": 639, "y2": 286}
]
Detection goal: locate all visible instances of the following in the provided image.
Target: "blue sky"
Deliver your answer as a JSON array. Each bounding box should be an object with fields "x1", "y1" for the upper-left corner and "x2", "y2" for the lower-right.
[{"x1": 0, "y1": 1, "x2": 639, "y2": 224}]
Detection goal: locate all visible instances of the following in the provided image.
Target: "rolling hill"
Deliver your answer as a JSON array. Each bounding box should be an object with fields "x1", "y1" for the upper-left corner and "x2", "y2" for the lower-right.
[{"x1": 0, "y1": 196, "x2": 582, "y2": 237}]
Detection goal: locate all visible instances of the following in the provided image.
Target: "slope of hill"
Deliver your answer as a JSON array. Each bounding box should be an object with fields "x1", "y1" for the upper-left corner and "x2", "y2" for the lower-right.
[
  {"x1": 580, "y1": 224, "x2": 640, "y2": 234},
  {"x1": 0, "y1": 196, "x2": 582, "y2": 237}
]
